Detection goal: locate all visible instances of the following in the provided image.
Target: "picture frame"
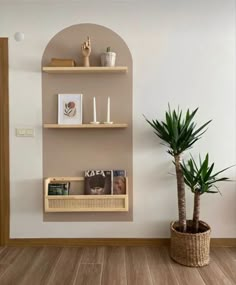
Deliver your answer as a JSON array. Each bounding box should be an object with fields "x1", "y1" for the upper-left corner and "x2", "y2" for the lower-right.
[{"x1": 58, "y1": 94, "x2": 83, "y2": 125}]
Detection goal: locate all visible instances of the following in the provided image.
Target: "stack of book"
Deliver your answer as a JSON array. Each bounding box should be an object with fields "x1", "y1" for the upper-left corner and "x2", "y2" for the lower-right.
[{"x1": 50, "y1": 58, "x2": 76, "y2": 67}]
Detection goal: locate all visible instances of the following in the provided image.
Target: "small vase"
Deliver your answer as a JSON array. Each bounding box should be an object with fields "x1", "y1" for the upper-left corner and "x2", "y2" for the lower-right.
[{"x1": 101, "y1": 52, "x2": 116, "y2": 67}]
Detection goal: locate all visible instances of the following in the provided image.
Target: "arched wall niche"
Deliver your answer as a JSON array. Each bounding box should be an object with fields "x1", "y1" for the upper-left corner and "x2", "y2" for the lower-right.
[{"x1": 42, "y1": 23, "x2": 133, "y2": 222}]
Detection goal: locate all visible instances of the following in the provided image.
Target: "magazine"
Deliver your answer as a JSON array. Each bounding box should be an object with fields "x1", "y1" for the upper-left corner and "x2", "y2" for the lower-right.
[
  {"x1": 112, "y1": 170, "x2": 126, "y2": 195},
  {"x1": 48, "y1": 182, "x2": 70, "y2": 195},
  {"x1": 84, "y1": 170, "x2": 112, "y2": 195}
]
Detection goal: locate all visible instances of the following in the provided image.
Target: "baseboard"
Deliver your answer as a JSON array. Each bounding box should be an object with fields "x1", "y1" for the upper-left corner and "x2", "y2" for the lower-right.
[
  {"x1": 6, "y1": 238, "x2": 236, "y2": 247},
  {"x1": 6, "y1": 238, "x2": 170, "y2": 247},
  {"x1": 210, "y1": 238, "x2": 236, "y2": 247}
]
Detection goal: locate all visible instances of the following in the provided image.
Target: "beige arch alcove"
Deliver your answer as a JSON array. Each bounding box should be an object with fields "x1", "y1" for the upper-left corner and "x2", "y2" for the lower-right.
[{"x1": 42, "y1": 23, "x2": 133, "y2": 221}]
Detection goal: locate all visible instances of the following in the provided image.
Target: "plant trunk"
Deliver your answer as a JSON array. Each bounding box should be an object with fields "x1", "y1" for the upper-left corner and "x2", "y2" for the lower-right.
[
  {"x1": 174, "y1": 154, "x2": 187, "y2": 232},
  {"x1": 193, "y1": 192, "x2": 201, "y2": 233}
]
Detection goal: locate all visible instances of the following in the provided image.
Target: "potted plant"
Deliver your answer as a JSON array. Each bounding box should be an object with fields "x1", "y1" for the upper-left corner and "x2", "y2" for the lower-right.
[
  {"x1": 101, "y1": 47, "x2": 116, "y2": 67},
  {"x1": 145, "y1": 106, "x2": 211, "y2": 233},
  {"x1": 144, "y1": 106, "x2": 211, "y2": 264},
  {"x1": 169, "y1": 153, "x2": 231, "y2": 266}
]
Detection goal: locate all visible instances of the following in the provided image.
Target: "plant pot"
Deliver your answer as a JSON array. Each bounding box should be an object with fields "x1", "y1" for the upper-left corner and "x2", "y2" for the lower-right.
[
  {"x1": 170, "y1": 220, "x2": 211, "y2": 267},
  {"x1": 101, "y1": 52, "x2": 116, "y2": 67}
]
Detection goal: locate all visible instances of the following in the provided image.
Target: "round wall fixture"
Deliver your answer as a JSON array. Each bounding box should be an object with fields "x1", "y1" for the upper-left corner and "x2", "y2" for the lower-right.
[{"x1": 14, "y1": 32, "x2": 25, "y2": 42}]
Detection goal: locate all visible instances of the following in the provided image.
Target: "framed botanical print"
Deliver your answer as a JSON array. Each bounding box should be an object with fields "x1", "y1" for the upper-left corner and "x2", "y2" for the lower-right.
[{"x1": 58, "y1": 94, "x2": 83, "y2": 125}]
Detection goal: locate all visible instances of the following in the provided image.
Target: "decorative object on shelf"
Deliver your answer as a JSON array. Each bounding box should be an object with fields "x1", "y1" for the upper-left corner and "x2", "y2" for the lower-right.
[
  {"x1": 104, "y1": 97, "x2": 113, "y2": 124},
  {"x1": 81, "y1": 36, "x2": 91, "y2": 67},
  {"x1": 90, "y1": 97, "x2": 100, "y2": 124},
  {"x1": 101, "y1": 47, "x2": 116, "y2": 67},
  {"x1": 58, "y1": 94, "x2": 83, "y2": 125},
  {"x1": 50, "y1": 58, "x2": 75, "y2": 67},
  {"x1": 84, "y1": 170, "x2": 112, "y2": 195}
]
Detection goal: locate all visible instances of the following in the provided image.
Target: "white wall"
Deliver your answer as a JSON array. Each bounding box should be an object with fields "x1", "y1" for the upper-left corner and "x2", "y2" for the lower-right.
[{"x1": 0, "y1": 0, "x2": 235, "y2": 238}]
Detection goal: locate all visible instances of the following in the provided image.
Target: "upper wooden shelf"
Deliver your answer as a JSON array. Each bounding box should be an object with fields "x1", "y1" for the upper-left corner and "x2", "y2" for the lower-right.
[
  {"x1": 42, "y1": 66, "x2": 128, "y2": 74},
  {"x1": 44, "y1": 124, "x2": 128, "y2": 129}
]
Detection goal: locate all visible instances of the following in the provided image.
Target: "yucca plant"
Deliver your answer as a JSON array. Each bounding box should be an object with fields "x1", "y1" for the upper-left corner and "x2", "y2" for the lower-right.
[
  {"x1": 145, "y1": 106, "x2": 211, "y2": 232},
  {"x1": 181, "y1": 154, "x2": 231, "y2": 233}
]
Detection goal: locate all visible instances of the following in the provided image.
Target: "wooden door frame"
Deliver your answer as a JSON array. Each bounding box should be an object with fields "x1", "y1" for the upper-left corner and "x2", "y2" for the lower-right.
[{"x1": 0, "y1": 38, "x2": 10, "y2": 246}]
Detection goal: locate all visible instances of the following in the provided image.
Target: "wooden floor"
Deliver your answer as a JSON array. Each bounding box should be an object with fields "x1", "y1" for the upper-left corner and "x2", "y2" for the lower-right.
[{"x1": 0, "y1": 246, "x2": 235, "y2": 285}]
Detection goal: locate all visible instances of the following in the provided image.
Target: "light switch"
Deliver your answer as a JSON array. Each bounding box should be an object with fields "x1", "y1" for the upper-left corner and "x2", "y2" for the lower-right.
[
  {"x1": 16, "y1": 128, "x2": 35, "y2": 137},
  {"x1": 16, "y1": 128, "x2": 25, "y2": 136},
  {"x1": 25, "y1": 128, "x2": 34, "y2": 136}
]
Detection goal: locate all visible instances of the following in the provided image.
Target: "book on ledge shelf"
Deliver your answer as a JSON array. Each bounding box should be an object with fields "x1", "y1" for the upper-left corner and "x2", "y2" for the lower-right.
[
  {"x1": 113, "y1": 170, "x2": 126, "y2": 195},
  {"x1": 48, "y1": 182, "x2": 70, "y2": 195},
  {"x1": 84, "y1": 169, "x2": 127, "y2": 195},
  {"x1": 84, "y1": 170, "x2": 112, "y2": 195}
]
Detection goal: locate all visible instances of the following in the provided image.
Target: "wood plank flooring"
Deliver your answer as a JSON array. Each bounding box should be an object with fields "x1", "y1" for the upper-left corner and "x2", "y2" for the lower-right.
[
  {"x1": 0, "y1": 246, "x2": 235, "y2": 285},
  {"x1": 102, "y1": 247, "x2": 126, "y2": 285}
]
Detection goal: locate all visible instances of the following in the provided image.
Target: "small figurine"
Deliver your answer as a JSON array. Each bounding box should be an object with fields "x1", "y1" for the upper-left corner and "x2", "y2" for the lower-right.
[{"x1": 81, "y1": 36, "x2": 91, "y2": 67}]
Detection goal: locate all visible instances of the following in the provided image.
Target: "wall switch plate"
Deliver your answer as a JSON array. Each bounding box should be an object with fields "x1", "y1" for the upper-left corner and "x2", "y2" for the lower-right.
[{"x1": 16, "y1": 128, "x2": 35, "y2": 137}]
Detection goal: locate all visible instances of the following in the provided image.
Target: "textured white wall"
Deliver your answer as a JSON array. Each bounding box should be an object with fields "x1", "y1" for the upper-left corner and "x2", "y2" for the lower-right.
[{"x1": 0, "y1": 0, "x2": 235, "y2": 238}]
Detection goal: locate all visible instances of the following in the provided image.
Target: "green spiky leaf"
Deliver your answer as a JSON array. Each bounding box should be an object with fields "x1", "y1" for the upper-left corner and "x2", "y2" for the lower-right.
[
  {"x1": 144, "y1": 106, "x2": 211, "y2": 156},
  {"x1": 180, "y1": 154, "x2": 233, "y2": 195}
]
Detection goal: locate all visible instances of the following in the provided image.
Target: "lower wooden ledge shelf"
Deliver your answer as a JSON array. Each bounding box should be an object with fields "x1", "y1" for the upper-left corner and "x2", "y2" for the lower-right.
[
  {"x1": 44, "y1": 177, "x2": 128, "y2": 212},
  {"x1": 45, "y1": 195, "x2": 128, "y2": 212}
]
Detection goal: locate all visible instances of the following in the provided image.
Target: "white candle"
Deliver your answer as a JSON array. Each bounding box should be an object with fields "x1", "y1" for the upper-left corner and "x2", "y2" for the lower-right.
[
  {"x1": 107, "y1": 97, "x2": 110, "y2": 122},
  {"x1": 93, "y1": 97, "x2": 96, "y2": 122}
]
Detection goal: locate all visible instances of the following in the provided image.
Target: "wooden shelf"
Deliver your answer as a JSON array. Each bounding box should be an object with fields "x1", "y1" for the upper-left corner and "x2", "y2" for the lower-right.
[
  {"x1": 42, "y1": 66, "x2": 128, "y2": 74},
  {"x1": 44, "y1": 177, "x2": 129, "y2": 212},
  {"x1": 43, "y1": 123, "x2": 128, "y2": 129}
]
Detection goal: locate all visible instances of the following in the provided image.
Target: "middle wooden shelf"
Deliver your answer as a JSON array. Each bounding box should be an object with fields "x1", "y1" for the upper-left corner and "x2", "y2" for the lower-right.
[{"x1": 43, "y1": 123, "x2": 128, "y2": 129}]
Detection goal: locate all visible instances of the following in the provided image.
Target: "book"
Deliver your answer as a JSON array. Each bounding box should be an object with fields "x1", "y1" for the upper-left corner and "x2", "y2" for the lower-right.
[
  {"x1": 112, "y1": 170, "x2": 126, "y2": 195},
  {"x1": 48, "y1": 182, "x2": 70, "y2": 195},
  {"x1": 84, "y1": 170, "x2": 112, "y2": 195},
  {"x1": 50, "y1": 58, "x2": 76, "y2": 67}
]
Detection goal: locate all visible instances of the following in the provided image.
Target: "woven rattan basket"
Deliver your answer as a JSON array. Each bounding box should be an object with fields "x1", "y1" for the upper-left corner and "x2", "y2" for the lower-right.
[{"x1": 170, "y1": 220, "x2": 211, "y2": 267}]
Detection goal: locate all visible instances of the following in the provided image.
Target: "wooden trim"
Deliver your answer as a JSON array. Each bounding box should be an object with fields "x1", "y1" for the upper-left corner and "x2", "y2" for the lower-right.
[
  {"x1": 7, "y1": 238, "x2": 170, "y2": 247},
  {"x1": 210, "y1": 238, "x2": 236, "y2": 247},
  {"x1": 0, "y1": 38, "x2": 9, "y2": 246},
  {"x1": 5, "y1": 238, "x2": 236, "y2": 247}
]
